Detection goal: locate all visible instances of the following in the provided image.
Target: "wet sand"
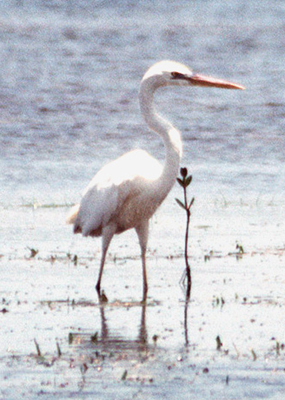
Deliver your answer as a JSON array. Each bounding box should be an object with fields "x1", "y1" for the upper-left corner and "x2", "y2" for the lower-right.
[{"x1": 1, "y1": 197, "x2": 284, "y2": 399}]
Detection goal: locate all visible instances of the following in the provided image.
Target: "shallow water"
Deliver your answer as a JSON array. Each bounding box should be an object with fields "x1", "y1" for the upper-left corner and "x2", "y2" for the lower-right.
[
  {"x1": 0, "y1": 1, "x2": 285, "y2": 399},
  {"x1": 1, "y1": 207, "x2": 285, "y2": 399}
]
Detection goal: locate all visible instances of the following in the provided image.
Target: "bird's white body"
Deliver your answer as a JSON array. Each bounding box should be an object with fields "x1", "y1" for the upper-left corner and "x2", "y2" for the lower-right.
[
  {"x1": 67, "y1": 60, "x2": 244, "y2": 301},
  {"x1": 73, "y1": 149, "x2": 164, "y2": 237}
]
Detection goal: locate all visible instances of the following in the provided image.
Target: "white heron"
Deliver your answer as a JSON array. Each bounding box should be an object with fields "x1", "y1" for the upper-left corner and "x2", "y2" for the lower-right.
[{"x1": 67, "y1": 60, "x2": 244, "y2": 301}]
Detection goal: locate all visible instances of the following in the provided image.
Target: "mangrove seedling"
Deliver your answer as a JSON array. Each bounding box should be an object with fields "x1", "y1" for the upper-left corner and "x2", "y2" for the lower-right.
[{"x1": 176, "y1": 167, "x2": 194, "y2": 299}]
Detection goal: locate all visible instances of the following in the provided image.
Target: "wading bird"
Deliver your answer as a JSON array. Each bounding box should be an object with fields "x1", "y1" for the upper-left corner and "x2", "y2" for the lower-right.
[{"x1": 67, "y1": 60, "x2": 244, "y2": 301}]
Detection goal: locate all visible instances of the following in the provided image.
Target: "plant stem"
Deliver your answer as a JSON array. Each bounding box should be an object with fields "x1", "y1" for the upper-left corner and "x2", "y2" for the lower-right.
[
  {"x1": 183, "y1": 185, "x2": 191, "y2": 300},
  {"x1": 176, "y1": 167, "x2": 194, "y2": 301}
]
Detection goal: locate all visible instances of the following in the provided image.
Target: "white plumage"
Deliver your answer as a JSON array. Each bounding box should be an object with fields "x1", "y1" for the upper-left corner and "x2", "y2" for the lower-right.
[
  {"x1": 72, "y1": 149, "x2": 163, "y2": 237},
  {"x1": 67, "y1": 60, "x2": 244, "y2": 301}
]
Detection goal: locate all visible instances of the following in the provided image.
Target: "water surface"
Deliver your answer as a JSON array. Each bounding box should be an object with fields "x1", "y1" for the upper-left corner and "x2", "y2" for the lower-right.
[{"x1": 0, "y1": 1, "x2": 285, "y2": 399}]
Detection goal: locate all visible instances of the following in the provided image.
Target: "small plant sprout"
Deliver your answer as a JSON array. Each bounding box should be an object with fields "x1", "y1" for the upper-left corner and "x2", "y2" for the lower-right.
[
  {"x1": 91, "y1": 332, "x2": 98, "y2": 343},
  {"x1": 251, "y1": 348, "x2": 257, "y2": 361},
  {"x1": 67, "y1": 253, "x2": 78, "y2": 265},
  {"x1": 176, "y1": 167, "x2": 194, "y2": 299},
  {"x1": 27, "y1": 247, "x2": 38, "y2": 258},
  {"x1": 152, "y1": 334, "x2": 159, "y2": 344},
  {"x1": 34, "y1": 338, "x2": 41, "y2": 357},
  {"x1": 275, "y1": 340, "x2": 280, "y2": 356},
  {"x1": 56, "y1": 341, "x2": 62, "y2": 358},
  {"x1": 68, "y1": 332, "x2": 74, "y2": 344},
  {"x1": 212, "y1": 295, "x2": 225, "y2": 308},
  {"x1": 80, "y1": 363, "x2": 88, "y2": 376},
  {"x1": 121, "y1": 369, "x2": 128, "y2": 381},
  {"x1": 216, "y1": 335, "x2": 223, "y2": 350},
  {"x1": 236, "y1": 242, "x2": 244, "y2": 254}
]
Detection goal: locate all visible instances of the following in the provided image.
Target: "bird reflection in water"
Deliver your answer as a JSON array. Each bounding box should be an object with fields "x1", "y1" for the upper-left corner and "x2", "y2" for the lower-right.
[
  {"x1": 68, "y1": 302, "x2": 150, "y2": 357},
  {"x1": 68, "y1": 292, "x2": 192, "y2": 367}
]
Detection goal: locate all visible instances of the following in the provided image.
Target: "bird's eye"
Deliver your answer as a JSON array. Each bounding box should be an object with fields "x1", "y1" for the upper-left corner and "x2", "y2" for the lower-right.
[{"x1": 171, "y1": 72, "x2": 185, "y2": 80}]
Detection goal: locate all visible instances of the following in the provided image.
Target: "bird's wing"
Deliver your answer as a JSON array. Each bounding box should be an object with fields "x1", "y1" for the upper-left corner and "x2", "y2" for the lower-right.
[{"x1": 75, "y1": 149, "x2": 162, "y2": 236}]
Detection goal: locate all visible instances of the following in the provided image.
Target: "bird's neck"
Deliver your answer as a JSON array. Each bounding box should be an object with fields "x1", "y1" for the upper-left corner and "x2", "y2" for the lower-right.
[{"x1": 139, "y1": 78, "x2": 182, "y2": 197}]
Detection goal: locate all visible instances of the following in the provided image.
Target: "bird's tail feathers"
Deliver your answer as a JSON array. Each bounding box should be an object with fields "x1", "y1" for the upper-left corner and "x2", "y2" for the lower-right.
[{"x1": 66, "y1": 204, "x2": 80, "y2": 224}]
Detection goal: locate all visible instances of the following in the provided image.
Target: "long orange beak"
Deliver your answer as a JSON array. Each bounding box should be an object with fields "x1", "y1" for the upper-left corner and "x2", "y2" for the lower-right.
[{"x1": 188, "y1": 74, "x2": 245, "y2": 90}]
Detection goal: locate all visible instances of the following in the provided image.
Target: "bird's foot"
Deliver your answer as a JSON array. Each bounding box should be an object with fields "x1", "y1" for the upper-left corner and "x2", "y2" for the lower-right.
[
  {"x1": 97, "y1": 289, "x2": 108, "y2": 304},
  {"x1": 140, "y1": 287, "x2": 148, "y2": 304},
  {"x1": 140, "y1": 294, "x2": 147, "y2": 305}
]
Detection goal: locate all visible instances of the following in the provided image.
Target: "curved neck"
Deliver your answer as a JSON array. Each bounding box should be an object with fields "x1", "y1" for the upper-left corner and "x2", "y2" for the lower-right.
[{"x1": 139, "y1": 77, "x2": 183, "y2": 196}]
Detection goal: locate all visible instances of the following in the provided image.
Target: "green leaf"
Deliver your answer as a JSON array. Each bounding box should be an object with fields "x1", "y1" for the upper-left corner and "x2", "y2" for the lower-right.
[
  {"x1": 189, "y1": 197, "x2": 195, "y2": 208},
  {"x1": 176, "y1": 177, "x2": 185, "y2": 187},
  {"x1": 175, "y1": 198, "x2": 187, "y2": 210},
  {"x1": 185, "y1": 175, "x2": 192, "y2": 187}
]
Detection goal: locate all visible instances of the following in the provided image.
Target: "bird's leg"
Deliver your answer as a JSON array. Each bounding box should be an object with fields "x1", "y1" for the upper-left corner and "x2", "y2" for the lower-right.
[
  {"x1": 96, "y1": 224, "x2": 116, "y2": 299},
  {"x1": 141, "y1": 249, "x2": 148, "y2": 302},
  {"x1": 135, "y1": 221, "x2": 149, "y2": 303},
  {"x1": 96, "y1": 251, "x2": 107, "y2": 293}
]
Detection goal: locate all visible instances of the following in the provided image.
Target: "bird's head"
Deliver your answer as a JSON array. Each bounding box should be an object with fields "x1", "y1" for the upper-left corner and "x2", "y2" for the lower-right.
[{"x1": 142, "y1": 60, "x2": 245, "y2": 90}]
